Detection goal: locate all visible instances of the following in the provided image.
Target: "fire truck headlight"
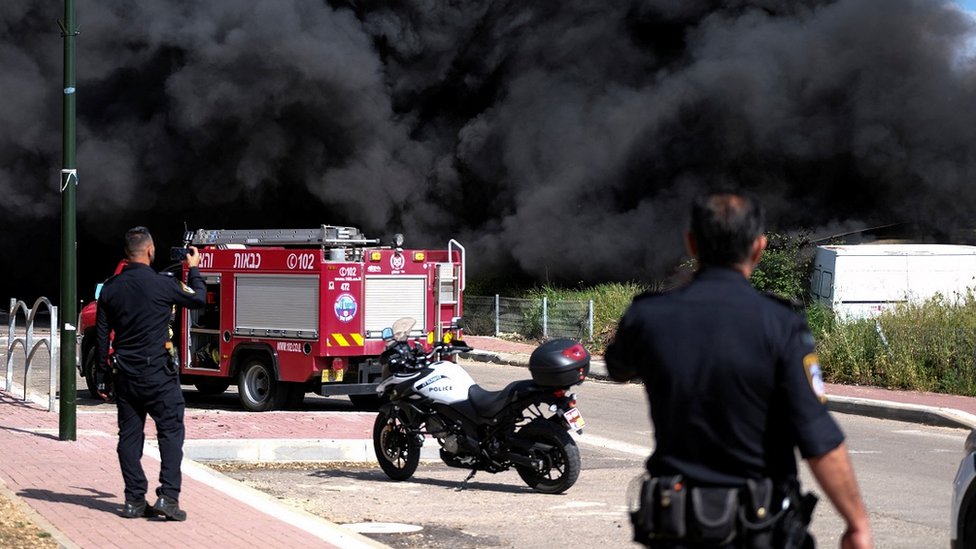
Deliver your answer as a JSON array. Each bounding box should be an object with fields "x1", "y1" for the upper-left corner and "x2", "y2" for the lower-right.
[
  {"x1": 413, "y1": 252, "x2": 425, "y2": 261},
  {"x1": 370, "y1": 251, "x2": 382, "y2": 261}
]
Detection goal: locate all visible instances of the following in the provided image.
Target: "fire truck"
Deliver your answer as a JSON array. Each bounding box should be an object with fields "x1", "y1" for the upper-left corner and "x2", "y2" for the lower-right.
[{"x1": 78, "y1": 226, "x2": 465, "y2": 411}]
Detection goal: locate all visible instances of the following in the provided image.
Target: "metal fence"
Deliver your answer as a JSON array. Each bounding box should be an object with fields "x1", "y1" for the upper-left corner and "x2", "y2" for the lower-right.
[{"x1": 464, "y1": 295, "x2": 593, "y2": 341}]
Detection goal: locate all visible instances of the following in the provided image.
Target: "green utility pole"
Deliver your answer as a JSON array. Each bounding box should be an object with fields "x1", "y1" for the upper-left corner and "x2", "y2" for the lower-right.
[{"x1": 59, "y1": 0, "x2": 78, "y2": 441}]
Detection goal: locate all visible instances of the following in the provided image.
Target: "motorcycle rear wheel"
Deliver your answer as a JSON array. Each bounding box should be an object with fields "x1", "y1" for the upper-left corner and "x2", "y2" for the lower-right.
[
  {"x1": 514, "y1": 419, "x2": 581, "y2": 494},
  {"x1": 373, "y1": 409, "x2": 421, "y2": 481}
]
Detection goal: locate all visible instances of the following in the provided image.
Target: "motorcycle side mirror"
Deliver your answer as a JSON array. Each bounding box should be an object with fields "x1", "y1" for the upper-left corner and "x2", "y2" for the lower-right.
[
  {"x1": 381, "y1": 327, "x2": 394, "y2": 341},
  {"x1": 452, "y1": 316, "x2": 465, "y2": 330}
]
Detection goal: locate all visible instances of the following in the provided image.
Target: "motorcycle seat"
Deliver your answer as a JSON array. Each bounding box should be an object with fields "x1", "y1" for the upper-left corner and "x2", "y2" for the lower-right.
[{"x1": 467, "y1": 380, "x2": 537, "y2": 418}]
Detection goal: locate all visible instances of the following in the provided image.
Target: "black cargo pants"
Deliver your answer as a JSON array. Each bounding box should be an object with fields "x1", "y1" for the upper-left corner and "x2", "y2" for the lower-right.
[{"x1": 114, "y1": 363, "x2": 185, "y2": 503}]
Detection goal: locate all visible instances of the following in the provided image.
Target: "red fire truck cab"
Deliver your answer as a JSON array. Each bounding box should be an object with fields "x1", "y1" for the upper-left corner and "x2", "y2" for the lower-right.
[{"x1": 79, "y1": 226, "x2": 465, "y2": 411}]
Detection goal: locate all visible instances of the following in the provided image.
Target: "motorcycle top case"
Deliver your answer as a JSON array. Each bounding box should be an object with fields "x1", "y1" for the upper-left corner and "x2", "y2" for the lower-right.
[{"x1": 529, "y1": 338, "x2": 590, "y2": 387}]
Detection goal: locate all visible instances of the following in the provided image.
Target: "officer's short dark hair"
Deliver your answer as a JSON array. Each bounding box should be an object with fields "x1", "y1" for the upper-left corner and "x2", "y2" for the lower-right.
[
  {"x1": 124, "y1": 226, "x2": 153, "y2": 259},
  {"x1": 690, "y1": 191, "x2": 766, "y2": 267}
]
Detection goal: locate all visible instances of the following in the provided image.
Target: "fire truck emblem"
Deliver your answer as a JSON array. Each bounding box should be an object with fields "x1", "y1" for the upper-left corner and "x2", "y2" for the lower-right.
[
  {"x1": 390, "y1": 253, "x2": 405, "y2": 271},
  {"x1": 334, "y1": 293, "x2": 358, "y2": 323}
]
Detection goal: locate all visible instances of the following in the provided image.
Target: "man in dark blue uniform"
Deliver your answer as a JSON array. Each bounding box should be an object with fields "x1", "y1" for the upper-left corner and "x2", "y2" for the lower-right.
[
  {"x1": 606, "y1": 192, "x2": 871, "y2": 548},
  {"x1": 96, "y1": 226, "x2": 205, "y2": 521}
]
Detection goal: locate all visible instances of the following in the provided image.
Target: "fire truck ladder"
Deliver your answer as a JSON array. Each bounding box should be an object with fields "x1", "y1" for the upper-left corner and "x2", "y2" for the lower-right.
[
  {"x1": 186, "y1": 226, "x2": 381, "y2": 248},
  {"x1": 433, "y1": 239, "x2": 465, "y2": 340}
]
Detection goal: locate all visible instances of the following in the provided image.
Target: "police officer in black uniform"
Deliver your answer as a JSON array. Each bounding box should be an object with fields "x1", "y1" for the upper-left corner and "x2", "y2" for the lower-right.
[
  {"x1": 96, "y1": 226, "x2": 205, "y2": 521},
  {"x1": 606, "y1": 192, "x2": 872, "y2": 548}
]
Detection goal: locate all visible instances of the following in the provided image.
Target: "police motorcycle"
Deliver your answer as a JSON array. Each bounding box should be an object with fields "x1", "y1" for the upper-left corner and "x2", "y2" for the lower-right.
[{"x1": 372, "y1": 318, "x2": 589, "y2": 494}]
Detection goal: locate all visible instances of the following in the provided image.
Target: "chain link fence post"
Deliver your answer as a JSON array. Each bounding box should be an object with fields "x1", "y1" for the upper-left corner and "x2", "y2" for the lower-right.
[
  {"x1": 589, "y1": 300, "x2": 594, "y2": 342},
  {"x1": 495, "y1": 294, "x2": 500, "y2": 336},
  {"x1": 542, "y1": 296, "x2": 548, "y2": 339}
]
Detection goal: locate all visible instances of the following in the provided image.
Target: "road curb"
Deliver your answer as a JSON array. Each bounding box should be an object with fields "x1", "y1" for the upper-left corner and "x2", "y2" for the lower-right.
[{"x1": 827, "y1": 395, "x2": 976, "y2": 430}]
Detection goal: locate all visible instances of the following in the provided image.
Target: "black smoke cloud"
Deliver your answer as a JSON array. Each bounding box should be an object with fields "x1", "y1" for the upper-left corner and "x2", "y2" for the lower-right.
[{"x1": 2, "y1": 0, "x2": 976, "y2": 301}]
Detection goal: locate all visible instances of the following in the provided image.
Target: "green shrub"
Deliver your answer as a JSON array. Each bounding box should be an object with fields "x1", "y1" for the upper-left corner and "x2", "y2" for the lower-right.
[
  {"x1": 805, "y1": 302, "x2": 835, "y2": 339},
  {"x1": 816, "y1": 317, "x2": 888, "y2": 386},
  {"x1": 750, "y1": 232, "x2": 812, "y2": 302},
  {"x1": 816, "y1": 294, "x2": 976, "y2": 396}
]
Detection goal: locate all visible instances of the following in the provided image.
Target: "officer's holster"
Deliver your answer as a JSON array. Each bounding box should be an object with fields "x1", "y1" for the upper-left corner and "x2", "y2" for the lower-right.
[
  {"x1": 629, "y1": 475, "x2": 817, "y2": 548},
  {"x1": 95, "y1": 356, "x2": 117, "y2": 402}
]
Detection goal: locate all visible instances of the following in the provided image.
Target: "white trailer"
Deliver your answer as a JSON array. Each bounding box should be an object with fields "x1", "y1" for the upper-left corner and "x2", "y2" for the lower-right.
[{"x1": 810, "y1": 244, "x2": 976, "y2": 319}]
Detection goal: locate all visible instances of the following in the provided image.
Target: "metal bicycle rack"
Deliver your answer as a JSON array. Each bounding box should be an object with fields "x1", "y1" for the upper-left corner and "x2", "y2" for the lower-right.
[{"x1": 6, "y1": 297, "x2": 59, "y2": 411}]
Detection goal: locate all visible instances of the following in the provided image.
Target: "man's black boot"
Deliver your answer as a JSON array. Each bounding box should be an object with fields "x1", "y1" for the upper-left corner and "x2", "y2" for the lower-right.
[
  {"x1": 152, "y1": 495, "x2": 187, "y2": 521},
  {"x1": 120, "y1": 500, "x2": 154, "y2": 519}
]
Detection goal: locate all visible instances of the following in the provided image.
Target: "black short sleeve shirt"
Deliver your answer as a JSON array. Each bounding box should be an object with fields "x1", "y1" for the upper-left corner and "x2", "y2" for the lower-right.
[
  {"x1": 605, "y1": 267, "x2": 844, "y2": 485},
  {"x1": 96, "y1": 263, "x2": 206, "y2": 376}
]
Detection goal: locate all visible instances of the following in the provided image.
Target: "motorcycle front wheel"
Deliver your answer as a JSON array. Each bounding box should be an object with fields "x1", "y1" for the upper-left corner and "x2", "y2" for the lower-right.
[
  {"x1": 514, "y1": 419, "x2": 581, "y2": 494},
  {"x1": 373, "y1": 409, "x2": 421, "y2": 481}
]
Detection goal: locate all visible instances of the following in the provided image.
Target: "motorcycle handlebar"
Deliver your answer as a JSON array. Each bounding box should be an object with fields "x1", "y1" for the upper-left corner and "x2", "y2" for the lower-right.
[
  {"x1": 428, "y1": 342, "x2": 473, "y2": 356},
  {"x1": 385, "y1": 340, "x2": 474, "y2": 370}
]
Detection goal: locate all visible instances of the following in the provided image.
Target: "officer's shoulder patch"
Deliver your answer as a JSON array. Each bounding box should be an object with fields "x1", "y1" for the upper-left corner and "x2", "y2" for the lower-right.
[
  {"x1": 179, "y1": 281, "x2": 196, "y2": 295},
  {"x1": 762, "y1": 291, "x2": 804, "y2": 312},
  {"x1": 803, "y1": 353, "x2": 828, "y2": 404}
]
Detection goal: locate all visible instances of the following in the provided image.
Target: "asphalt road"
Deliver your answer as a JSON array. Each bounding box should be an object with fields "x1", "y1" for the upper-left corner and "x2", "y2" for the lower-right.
[{"x1": 206, "y1": 360, "x2": 967, "y2": 548}]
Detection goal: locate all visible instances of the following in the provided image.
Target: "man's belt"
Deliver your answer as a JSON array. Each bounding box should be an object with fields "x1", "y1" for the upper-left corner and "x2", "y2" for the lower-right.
[{"x1": 629, "y1": 475, "x2": 817, "y2": 548}]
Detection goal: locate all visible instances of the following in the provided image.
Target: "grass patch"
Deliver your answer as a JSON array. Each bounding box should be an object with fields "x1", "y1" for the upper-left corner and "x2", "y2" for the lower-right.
[
  {"x1": 813, "y1": 295, "x2": 976, "y2": 396},
  {"x1": 523, "y1": 282, "x2": 656, "y2": 350}
]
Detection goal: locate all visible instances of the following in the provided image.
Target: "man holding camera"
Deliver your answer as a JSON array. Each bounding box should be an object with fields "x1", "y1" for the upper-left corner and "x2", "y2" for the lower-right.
[
  {"x1": 96, "y1": 226, "x2": 206, "y2": 521},
  {"x1": 606, "y1": 192, "x2": 871, "y2": 548}
]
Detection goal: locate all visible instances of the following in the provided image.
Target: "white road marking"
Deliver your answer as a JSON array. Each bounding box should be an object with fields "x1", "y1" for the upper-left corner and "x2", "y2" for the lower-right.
[
  {"x1": 549, "y1": 501, "x2": 607, "y2": 510},
  {"x1": 892, "y1": 429, "x2": 968, "y2": 441},
  {"x1": 576, "y1": 433, "x2": 650, "y2": 457},
  {"x1": 345, "y1": 522, "x2": 423, "y2": 534}
]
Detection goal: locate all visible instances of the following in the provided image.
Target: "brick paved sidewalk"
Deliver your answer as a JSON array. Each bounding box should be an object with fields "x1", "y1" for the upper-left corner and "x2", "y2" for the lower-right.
[{"x1": 0, "y1": 392, "x2": 382, "y2": 549}]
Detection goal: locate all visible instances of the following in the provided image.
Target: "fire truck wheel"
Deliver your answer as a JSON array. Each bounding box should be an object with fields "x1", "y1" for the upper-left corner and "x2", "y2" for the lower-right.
[
  {"x1": 194, "y1": 380, "x2": 231, "y2": 396},
  {"x1": 238, "y1": 358, "x2": 286, "y2": 412}
]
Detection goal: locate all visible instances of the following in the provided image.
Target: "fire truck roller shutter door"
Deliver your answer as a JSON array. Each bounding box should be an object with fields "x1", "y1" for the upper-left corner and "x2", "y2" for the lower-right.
[
  {"x1": 364, "y1": 276, "x2": 426, "y2": 334},
  {"x1": 235, "y1": 274, "x2": 319, "y2": 338}
]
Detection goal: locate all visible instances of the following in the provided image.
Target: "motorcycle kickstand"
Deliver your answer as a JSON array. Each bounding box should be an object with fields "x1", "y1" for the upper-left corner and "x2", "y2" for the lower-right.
[{"x1": 455, "y1": 470, "x2": 477, "y2": 492}]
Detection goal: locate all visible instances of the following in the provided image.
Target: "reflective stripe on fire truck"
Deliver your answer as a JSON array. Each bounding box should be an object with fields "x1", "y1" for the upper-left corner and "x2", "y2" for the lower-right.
[{"x1": 329, "y1": 333, "x2": 365, "y2": 347}]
